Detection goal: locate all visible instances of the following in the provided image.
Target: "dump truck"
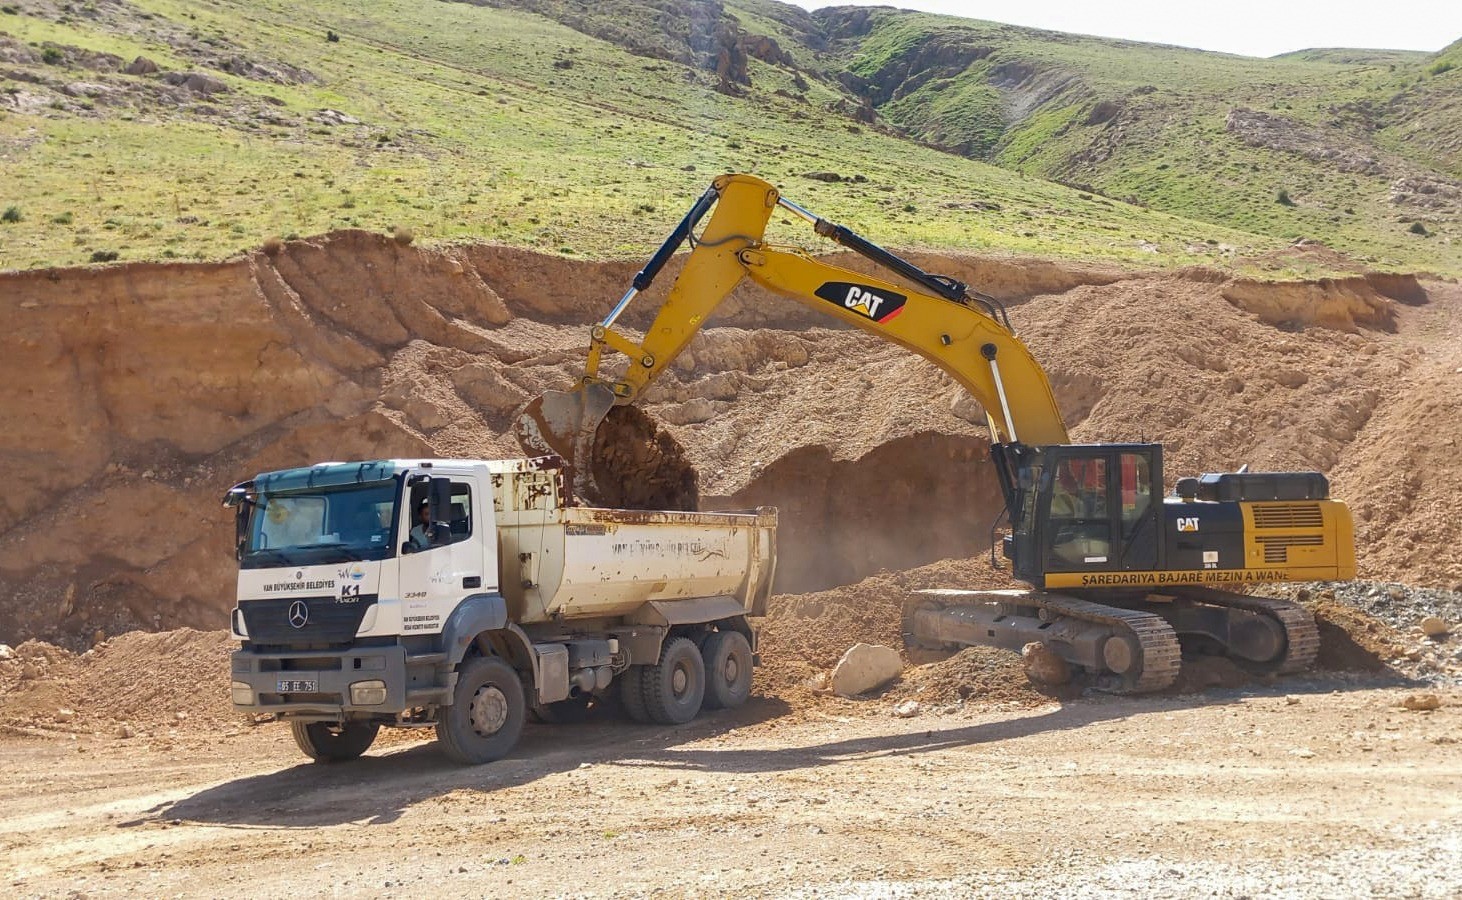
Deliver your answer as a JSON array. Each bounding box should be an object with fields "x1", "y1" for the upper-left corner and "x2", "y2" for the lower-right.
[{"x1": 223, "y1": 457, "x2": 776, "y2": 764}]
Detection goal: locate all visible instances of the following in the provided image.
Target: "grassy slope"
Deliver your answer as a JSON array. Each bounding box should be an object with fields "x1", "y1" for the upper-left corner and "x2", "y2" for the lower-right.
[
  {"x1": 815, "y1": 8, "x2": 1461, "y2": 275},
  {"x1": 0, "y1": 0, "x2": 1454, "y2": 276},
  {"x1": 0, "y1": 0, "x2": 1280, "y2": 272}
]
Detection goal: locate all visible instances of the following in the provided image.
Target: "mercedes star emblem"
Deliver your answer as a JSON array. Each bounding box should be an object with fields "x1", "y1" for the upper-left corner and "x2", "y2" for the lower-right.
[{"x1": 288, "y1": 600, "x2": 309, "y2": 629}]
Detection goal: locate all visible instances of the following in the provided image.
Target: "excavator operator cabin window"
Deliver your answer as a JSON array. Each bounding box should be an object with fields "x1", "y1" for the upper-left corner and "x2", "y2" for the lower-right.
[
  {"x1": 1120, "y1": 452, "x2": 1152, "y2": 536},
  {"x1": 1046, "y1": 456, "x2": 1111, "y2": 569},
  {"x1": 1052, "y1": 457, "x2": 1107, "y2": 519}
]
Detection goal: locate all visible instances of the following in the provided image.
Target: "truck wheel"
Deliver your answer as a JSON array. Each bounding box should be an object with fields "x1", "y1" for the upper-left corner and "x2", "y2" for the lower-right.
[
  {"x1": 643, "y1": 636, "x2": 705, "y2": 725},
  {"x1": 619, "y1": 666, "x2": 652, "y2": 723},
  {"x1": 701, "y1": 630, "x2": 753, "y2": 710},
  {"x1": 290, "y1": 720, "x2": 379, "y2": 762},
  {"x1": 435, "y1": 656, "x2": 526, "y2": 765}
]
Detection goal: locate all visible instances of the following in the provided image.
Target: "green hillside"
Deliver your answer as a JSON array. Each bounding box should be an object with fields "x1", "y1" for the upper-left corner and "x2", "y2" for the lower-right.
[
  {"x1": 801, "y1": 6, "x2": 1461, "y2": 272},
  {"x1": 0, "y1": 0, "x2": 1456, "y2": 275}
]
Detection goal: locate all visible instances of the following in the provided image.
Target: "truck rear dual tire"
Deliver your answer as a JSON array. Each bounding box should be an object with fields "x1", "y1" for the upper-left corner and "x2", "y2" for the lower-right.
[
  {"x1": 700, "y1": 630, "x2": 753, "y2": 710},
  {"x1": 642, "y1": 636, "x2": 706, "y2": 725},
  {"x1": 291, "y1": 720, "x2": 379, "y2": 762},
  {"x1": 436, "y1": 656, "x2": 526, "y2": 765},
  {"x1": 619, "y1": 667, "x2": 653, "y2": 723}
]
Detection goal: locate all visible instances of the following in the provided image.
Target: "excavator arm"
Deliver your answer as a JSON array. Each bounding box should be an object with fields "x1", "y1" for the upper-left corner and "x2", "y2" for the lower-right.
[{"x1": 516, "y1": 173, "x2": 1068, "y2": 499}]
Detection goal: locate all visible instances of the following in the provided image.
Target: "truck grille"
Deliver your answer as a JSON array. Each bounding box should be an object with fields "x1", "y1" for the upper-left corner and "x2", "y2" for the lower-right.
[
  {"x1": 239, "y1": 595, "x2": 377, "y2": 646},
  {"x1": 1252, "y1": 504, "x2": 1324, "y2": 529}
]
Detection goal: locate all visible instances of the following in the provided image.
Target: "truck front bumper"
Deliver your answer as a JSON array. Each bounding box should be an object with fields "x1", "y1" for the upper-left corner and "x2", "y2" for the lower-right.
[{"x1": 231, "y1": 644, "x2": 418, "y2": 719}]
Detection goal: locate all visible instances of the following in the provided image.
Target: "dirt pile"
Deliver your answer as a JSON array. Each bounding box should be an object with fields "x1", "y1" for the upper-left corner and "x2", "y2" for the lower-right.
[
  {"x1": 0, "y1": 628, "x2": 238, "y2": 734},
  {"x1": 1, "y1": 229, "x2": 1458, "y2": 650},
  {"x1": 1306, "y1": 592, "x2": 1408, "y2": 672},
  {"x1": 885, "y1": 646, "x2": 1065, "y2": 709}
]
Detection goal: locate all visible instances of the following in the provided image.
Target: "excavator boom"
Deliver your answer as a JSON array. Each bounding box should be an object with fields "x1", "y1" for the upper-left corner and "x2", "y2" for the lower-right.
[{"x1": 516, "y1": 173, "x2": 1067, "y2": 497}]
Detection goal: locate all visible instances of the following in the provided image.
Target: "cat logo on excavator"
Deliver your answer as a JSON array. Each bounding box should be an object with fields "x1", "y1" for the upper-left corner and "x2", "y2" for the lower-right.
[{"x1": 813, "y1": 281, "x2": 907, "y2": 323}]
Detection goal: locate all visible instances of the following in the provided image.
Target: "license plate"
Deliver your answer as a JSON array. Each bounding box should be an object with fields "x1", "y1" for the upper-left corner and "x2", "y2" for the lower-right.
[{"x1": 276, "y1": 679, "x2": 317, "y2": 693}]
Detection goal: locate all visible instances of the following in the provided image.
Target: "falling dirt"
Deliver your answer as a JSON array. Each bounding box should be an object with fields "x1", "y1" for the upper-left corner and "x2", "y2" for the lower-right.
[{"x1": 584, "y1": 405, "x2": 699, "y2": 510}]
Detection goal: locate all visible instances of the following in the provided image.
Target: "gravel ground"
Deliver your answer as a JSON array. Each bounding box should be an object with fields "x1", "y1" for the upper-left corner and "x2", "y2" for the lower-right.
[{"x1": 1265, "y1": 580, "x2": 1462, "y2": 686}]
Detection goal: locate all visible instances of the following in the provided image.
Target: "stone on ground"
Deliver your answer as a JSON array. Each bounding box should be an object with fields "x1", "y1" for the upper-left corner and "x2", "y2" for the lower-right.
[
  {"x1": 830, "y1": 643, "x2": 902, "y2": 698},
  {"x1": 1021, "y1": 641, "x2": 1072, "y2": 685}
]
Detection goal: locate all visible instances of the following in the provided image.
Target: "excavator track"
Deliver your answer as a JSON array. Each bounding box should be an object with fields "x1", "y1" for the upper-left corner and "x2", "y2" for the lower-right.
[
  {"x1": 1031, "y1": 594, "x2": 1184, "y2": 693},
  {"x1": 1166, "y1": 588, "x2": 1319, "y2": 675},
  {"x1": 905, "y1": 590, "x2": 1183, "y2": 694}
]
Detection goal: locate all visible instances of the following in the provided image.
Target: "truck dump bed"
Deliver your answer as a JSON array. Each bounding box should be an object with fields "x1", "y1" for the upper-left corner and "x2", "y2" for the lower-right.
[{"x1": 488, "y1": 460, "x2": 777, "y2": 624}]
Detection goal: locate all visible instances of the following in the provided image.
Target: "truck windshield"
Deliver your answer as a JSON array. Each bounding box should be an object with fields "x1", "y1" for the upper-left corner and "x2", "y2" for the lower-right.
[{"x1": 242, "y1": 480, "x2": 399, "y2": 568}]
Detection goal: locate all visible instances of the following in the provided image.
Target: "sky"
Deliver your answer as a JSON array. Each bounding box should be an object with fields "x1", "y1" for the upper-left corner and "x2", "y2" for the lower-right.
[{"x1": 785, "y1": 1, "x2": 1462, "y2": 59}]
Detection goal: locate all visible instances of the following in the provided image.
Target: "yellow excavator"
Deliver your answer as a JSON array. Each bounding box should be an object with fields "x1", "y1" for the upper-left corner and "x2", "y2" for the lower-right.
[{"x1": 516, "y1": 173, "x2": 1355, "y2": 692}]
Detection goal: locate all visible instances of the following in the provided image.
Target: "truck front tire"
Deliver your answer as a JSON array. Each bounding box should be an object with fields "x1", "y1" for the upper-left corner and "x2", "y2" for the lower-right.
[
  {"x1": 436, "y1": 656, "x2": 526, "y2": 765},
  {"x1": 291, "y1": 720, "x2": 379, "y2": 762},
  {"x1": 643, "y1": 636, "x2": 705, "y2": 725},
  {"x1": 701, "y1": 630, "x2": 753, "y2": 710}
]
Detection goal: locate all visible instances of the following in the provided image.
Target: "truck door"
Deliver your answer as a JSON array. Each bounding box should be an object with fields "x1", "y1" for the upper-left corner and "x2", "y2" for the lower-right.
[{"x1": 397, "y1": 475, "x2": 487, "y2": 636}]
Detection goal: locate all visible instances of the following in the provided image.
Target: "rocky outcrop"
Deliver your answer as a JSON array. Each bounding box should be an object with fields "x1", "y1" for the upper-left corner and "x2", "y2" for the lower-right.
[{"x1": 1225, "y1": 107, "x2": 1383, "y2": 176}]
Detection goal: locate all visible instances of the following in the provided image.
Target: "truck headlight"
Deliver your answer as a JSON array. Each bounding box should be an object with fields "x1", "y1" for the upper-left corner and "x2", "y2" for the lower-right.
[
  {"x1": 350, "y1": 680, "x2": 387, "y2": 706},
  {"x1": 231, "y1": 681, "x2": 253, "y2": 706}
]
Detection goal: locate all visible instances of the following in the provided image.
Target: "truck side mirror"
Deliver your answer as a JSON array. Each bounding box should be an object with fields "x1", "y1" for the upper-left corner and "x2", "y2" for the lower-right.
[{"x1": 234, "y1": 503, "x2": 250, "y2": 561}]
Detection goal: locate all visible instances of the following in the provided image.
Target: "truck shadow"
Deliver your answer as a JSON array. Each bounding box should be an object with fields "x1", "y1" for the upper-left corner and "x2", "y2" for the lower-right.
[{"x1": 124, "y1": 684, "x2": 1290, "y2": 830}]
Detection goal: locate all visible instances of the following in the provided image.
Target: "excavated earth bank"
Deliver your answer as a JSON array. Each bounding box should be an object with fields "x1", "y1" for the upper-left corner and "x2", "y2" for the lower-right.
[{"x1": 1, "y1": 231, "x2": 1458, "y2": 700}]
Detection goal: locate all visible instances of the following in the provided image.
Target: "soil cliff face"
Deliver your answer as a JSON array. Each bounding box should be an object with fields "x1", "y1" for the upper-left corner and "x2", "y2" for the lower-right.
[{"x1": 0, "y1": 230, "x2": 1452, "y2": 647}]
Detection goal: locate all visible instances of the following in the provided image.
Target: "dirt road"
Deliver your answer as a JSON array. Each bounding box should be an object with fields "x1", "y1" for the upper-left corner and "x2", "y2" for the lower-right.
[{"x1": 3, "y1": 680, "x2": 1458, "y2": 898}]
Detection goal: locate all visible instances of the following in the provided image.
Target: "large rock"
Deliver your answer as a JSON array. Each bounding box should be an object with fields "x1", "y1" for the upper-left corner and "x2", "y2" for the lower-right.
[
  {"x1": 125, "y1": 56, "x2": 159, "y2": 76},
  {"x1": 161, "y1": 72, "x2": 229, "y2": 96},
  {"x1": 830, "y1": 643, "x2": 902, "y2": 697},
  {"x1": 1021, "y1": 641, "x2": 1072, "y2": 685}
]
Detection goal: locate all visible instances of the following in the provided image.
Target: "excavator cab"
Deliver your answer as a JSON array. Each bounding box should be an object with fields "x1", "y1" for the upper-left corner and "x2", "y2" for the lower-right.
[{"x1": 1001, "y1": 443, "x2": 1162, "y2": 589}]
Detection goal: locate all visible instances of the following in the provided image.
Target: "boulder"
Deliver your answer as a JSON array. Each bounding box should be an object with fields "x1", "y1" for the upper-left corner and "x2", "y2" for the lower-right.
[
  {"x1": 1402, "y1": 693, "x2": 1442, "y2": 711},
  {"x1": 1021, "y1": 641, "x2": 1072, "y2": 685},
  {"x1": 161, "y1": 72, "x2": 229, "y2": 95},
  {"x1": 830, "y1": 643, "x2": 902, "y2": 697},
  {"x1": 125, "y1": 56, "x2": 159, "y2": 76}
]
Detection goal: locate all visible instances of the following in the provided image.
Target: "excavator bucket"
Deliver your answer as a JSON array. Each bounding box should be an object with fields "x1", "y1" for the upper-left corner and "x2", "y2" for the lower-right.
[{"x1": 514, "y1": 382, "x2": 616, "y2": 502}]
